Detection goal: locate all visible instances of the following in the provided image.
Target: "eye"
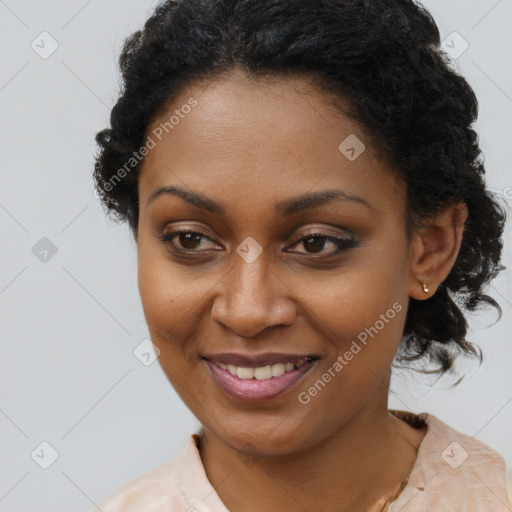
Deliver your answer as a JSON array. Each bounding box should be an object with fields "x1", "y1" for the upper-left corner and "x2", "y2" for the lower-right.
[
  {"x1": 287, "y1": 232, "x2": 358, "y2": 256},
  {"x1": 157, "y1": 230, "x2": 220, "y2": 254},
  {"x1": 157, "y1": 229, "x2": 358, "y2": 257}
]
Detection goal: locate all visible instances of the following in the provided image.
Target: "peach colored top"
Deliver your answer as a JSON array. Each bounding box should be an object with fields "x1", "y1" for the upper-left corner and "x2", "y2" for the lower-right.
[{"x1": 94, "y1": 411, "x2": 512, "y2": 511}]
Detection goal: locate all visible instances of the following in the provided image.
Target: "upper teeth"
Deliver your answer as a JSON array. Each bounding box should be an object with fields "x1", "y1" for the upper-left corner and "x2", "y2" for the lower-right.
[{"x1": 215, "y1": 361, "x2": 306, "y2": 380}]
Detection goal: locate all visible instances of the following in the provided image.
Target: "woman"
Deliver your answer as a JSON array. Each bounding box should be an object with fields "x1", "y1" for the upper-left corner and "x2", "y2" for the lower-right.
[{"x1": 92, "y1": 0, "x2": 511, "y2": 510}]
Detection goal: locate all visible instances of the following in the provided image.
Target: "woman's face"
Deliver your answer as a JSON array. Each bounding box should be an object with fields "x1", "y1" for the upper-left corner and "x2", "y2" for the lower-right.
[{"x1": 137, "y1": 70, "x2": 418, "y2": 455}]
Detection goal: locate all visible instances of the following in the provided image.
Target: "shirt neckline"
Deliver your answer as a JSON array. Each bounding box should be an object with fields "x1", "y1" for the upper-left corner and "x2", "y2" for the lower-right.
[{"x1": 176, "y1": 410, "x2": 438, "y2": 512}]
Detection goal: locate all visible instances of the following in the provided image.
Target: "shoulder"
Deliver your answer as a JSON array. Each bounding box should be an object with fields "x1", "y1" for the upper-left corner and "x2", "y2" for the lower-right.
[
  {"x1": 390, "y1": 412, "x2": 512, "y2": 511},
  {"x1": 94, "y1": 459, "x2": 180, "y2": 512},
  {"x1": 92, "y1": 436, "x2": 197, "y2": 512},
  {"x1": 422, "y1": 413, "x2": 508, "y2": 475}
]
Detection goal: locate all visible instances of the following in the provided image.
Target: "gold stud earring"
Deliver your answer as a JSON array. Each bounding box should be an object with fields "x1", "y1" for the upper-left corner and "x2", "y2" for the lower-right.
[{"x1": 422, "y1": 283, "x2": 429, "y2": 294}]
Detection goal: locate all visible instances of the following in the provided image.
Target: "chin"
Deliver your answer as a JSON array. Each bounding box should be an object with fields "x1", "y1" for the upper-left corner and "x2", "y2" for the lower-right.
[{"x1": 211, "y1": 417, "x2": 314, "y2": 458}]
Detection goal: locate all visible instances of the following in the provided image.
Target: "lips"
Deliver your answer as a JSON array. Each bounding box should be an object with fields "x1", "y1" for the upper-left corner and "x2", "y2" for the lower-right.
[{"x1": 202, "y1": 352, "x2": 321, "y2": 402}]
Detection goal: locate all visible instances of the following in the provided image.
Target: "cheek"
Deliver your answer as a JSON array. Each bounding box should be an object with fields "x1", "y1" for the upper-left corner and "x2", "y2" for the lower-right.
[
  {"x1": 136, "y1": 238, "x2": 220, "y2": 365},
  {"x1": 137, "y1": 236, "x2": 188, "y2": 345},
  {"x1": 304, "y1": 244, "x2": 409, "y2": 378},
  {"x1": 309, "y1": 259, "x2": 406, "y2": 336}
]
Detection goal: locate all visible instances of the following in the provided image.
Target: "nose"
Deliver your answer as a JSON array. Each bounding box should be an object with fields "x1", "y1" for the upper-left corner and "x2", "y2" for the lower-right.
[{"x1": 210, "y1": 250, "x2": 297, "y2": 338}]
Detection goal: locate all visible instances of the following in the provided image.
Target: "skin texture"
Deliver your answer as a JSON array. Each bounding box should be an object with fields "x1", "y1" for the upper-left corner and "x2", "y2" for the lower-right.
[{"x1": 136, "y1": 69, "x2": 468, "y2": 512}]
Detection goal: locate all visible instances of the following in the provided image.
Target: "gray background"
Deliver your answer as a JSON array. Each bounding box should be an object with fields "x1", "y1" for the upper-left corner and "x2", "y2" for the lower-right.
[{"x1": 1, "y1": 1, "x2": 511, "y2": 510}]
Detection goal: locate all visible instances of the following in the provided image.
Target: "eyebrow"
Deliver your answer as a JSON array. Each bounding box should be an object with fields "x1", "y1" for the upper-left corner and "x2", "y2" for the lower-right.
[{"x1": 146, "y1": 185, "x2": 373, "y2": 215}]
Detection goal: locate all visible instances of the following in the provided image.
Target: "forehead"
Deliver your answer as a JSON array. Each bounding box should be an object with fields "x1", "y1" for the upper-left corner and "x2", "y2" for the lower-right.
[
  {"x1": 138, "y1": 71, "x2": 404, "y2": 213},
  {"x1": 146, "y1": 70, "x2": 366, "y2": 150}
]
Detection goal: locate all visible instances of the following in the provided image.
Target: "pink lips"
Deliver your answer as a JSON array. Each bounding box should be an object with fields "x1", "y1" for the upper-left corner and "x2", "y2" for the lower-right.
[{"x1": 204, "y1": 358, "x2": 317, "y2": 402}]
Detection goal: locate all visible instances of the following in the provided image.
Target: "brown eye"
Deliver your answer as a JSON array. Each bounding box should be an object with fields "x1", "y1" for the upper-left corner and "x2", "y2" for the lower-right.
[
  {"x1": 158, "y1": 230, "x2": 219, "y2": 253},
  {"x1": 302, "y1": 236, "x2": 328, "y2": 253},
  {"x1": 157, "y1": 229, "x2": 358, "y2": 258},
  {"x1": 176, "y1": 232, "x2": 203, "y2": 250},
  {"x1": 289, "y1": 232, "x2": 358, "y2": 256}
]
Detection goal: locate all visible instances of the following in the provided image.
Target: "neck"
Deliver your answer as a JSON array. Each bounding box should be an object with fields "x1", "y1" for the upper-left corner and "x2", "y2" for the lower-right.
[{"x1": 198, "y1": 392, "x2": 426, "y2": 512}]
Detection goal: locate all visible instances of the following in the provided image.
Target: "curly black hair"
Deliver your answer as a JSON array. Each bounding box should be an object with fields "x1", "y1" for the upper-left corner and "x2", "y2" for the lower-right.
[{"x1": 93, "y1": 0, "x2": 507, "y2": 379}]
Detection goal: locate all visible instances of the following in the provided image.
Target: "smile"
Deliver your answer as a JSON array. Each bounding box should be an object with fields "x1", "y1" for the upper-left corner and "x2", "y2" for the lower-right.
[
  {"x1": 212, "y1": 358, "x2": 312, "y2": 379},
  {"x1": 203, "y1": 355, "x2": 319, "y2": 402}
]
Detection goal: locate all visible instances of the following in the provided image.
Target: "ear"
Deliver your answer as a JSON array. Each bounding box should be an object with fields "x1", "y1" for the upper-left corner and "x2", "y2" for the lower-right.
[{"x1": 408, "y1": 202, "x2": 468, "y2": 299}]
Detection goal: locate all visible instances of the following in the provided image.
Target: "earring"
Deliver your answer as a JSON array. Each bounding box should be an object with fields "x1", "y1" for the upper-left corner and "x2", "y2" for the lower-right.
[{"x1": 422, "y1": 283, "x2": 429, "y2": 294}]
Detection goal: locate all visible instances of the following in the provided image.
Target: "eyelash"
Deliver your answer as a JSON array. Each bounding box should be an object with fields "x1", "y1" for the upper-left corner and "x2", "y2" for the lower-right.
[{"x1": 157, "y1": 229, "x2": 357, "y2": 257}]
